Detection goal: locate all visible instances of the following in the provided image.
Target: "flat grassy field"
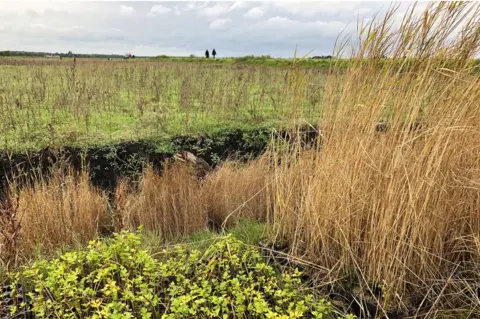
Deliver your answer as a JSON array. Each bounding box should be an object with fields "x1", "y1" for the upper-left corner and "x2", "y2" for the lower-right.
[{"x1": 0, "y1": 58, "x2": 327, "y2": 151}]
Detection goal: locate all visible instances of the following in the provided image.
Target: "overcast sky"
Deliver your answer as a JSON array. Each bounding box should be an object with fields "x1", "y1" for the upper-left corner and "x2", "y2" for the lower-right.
[{"x1": 0, "y1": 1, "x2": 433, "y2": 57}]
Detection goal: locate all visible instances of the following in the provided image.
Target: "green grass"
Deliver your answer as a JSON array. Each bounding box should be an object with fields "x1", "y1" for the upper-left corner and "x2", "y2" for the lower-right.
[
  {"x1": 4, "y1": 56, "x2": 475, "y2": 152},
  {"x1": 0, "y1": 59, "x2": 325, "y2": 152},
  {"x1": 152, "y1": 55, "x2": 343, "y2": 68}
]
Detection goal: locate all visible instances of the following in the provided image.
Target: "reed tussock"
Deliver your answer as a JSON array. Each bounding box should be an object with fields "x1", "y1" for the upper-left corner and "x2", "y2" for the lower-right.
[
  {"x1": 1, "y1": 158, "x2": 273, "y2": 263},
  {"x1": 268, "y1": 2, "x2": 480, "y2": 309},
  {"x1": 202, "y1": 159, "x2": 271, "y2": 228},
  {"x1": 15, "y1": 167, "x2": 110, "y2": 257},
  {"x1": 117, "y1": 163, "x2": 208, "y2": 239},
  {"x1": 117, "y1": 158, "x2": 273, "y2": 237}
]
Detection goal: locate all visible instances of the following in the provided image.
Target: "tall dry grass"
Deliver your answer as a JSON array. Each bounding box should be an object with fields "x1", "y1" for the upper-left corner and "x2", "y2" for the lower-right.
[
  {"x1": 117, "y1": 163, "x2": 207, "y2": 239},
  {"x1": 117, "y1": 159, "x2": 273, "y2": 238},
  {"x1": 202, "y1": 159, "x2": 271, "y2": 228},
  {"x1": 14, "y1": 166, "x2": 110, "y2": 257},
  {"x1": 268, "y1": 1, "x2": 480, "y2": 309},
  {"x1": 1, "y1": 158, "x2": 273, "y2": 264}
]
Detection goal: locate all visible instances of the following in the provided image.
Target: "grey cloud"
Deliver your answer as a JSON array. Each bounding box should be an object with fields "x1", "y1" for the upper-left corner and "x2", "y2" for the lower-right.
[
  {"x1": 147, "y1": 5, "x2": 172, "y2": 17},
  {"x1": 120, "y1": 5, "x2": 135, "y2": 16},
  {"x1": 0, "y1": 1, "x2": 423, "y2": 57},
  {"x1": 209, "y1": 18, "x2": 232, "y2": 30},
  {"x1": 244, "y1": 7, "x2": 264, "y2": 20}
]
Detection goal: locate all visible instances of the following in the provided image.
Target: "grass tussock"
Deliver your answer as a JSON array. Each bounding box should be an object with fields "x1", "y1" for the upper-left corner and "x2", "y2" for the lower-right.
[
  {"x1": 268, "y1": 1, "x2": 480, "y2": 309},
  {"x1": 117, "y1": 163, "x2": 207, "y2": 239},
  {"x1": 15, "y1": 166, "x2": 109, "y2": 258},
  {"x1": 202, "y1": 159, "x2": 271, "y2": 228},
  {"x1": 1, "y1": 158, "x2": 273, "y2": 265},
  {"x1": 118, "y1": 158, "x2": 273, "y2": 237}
]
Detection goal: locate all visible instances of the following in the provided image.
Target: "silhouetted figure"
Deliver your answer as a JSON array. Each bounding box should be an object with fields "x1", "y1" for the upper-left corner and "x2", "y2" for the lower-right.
[
  {"x1": 212, "y1": 48, "x2": 216, "y2": 59},
  {"x1": 205, "y1": 49, "x2": 210, "y2": 58}
]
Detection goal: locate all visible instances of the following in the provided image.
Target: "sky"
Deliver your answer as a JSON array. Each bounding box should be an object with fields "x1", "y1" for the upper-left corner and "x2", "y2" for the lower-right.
[{"x1": 0, "y1": 1, "x2": 436, "y2": 57}]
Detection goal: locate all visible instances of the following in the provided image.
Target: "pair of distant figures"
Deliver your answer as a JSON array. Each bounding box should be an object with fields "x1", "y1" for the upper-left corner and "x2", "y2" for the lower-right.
[{"x1": 205, "y1": 49, "x2": 216, "y2": 59}]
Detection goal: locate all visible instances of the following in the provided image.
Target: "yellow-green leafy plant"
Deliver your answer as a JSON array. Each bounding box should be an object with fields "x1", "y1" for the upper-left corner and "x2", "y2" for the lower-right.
[{"x1": 10, "y1": 230, "x2": 334, "y2": 318}]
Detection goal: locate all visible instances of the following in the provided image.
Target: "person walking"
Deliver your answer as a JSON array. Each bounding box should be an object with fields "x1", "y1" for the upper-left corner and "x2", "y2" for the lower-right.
[
  {"x1": 205, "y1": 49, "x2": 210, "y2": 58},
  {"x1": 212, "y1": 48, "x2": 217, "y2": 59}
]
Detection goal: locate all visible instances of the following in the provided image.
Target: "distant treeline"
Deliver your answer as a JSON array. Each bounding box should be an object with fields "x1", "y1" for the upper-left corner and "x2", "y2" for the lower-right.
[
  {"x1": 1, "y1": 51, "x2": 478, "y2": 72},
  {"x1": 0, "y1": 50, "x2": 137, "y2": 59},
  {"x1": 153, "y1": 54, "x2": 480, "y2": 71},
  {"x1": 152, "y1": 55, "x2": 343, "y2": 68}
]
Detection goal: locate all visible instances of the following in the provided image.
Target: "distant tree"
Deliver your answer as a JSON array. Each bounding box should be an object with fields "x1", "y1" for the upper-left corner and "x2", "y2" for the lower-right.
[
  {"x1": 212, "y1": 48, "x2": 216, "y2": 59},
  {"x1": 311, "y1": 55, "x2": 332, "y2": 59},
  {"x1": 67, "y1": 51, "x2": 73, "y2": 57},
  {"x1": 205, "y1": 49, "x2": 210, "y2": 59}
]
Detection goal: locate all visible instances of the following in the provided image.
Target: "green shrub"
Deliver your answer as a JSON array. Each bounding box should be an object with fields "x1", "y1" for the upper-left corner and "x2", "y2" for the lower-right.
[{"x1": 10, "y1": 230, "x2": 334, "y2": 318}]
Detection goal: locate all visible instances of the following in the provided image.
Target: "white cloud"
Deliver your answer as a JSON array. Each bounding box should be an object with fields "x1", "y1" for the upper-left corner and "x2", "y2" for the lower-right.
[
  {"x1": 3, "y1": 1, "x2": 465, "y2": 58},
  {"x1": 120, "y1": 5, "x2": 134, "y2": 16},
  {"x1": 209, "y1": 18, "x2": 231, "y2": 30},
  {"x1": 199, "y1": 4, "x2": 231, "y2": 21},
  {"x1": 262, "y1": 16, "x2": 348, "y2": 37},
  {"x1": 244, "y1": 7, "x2": 264, "y2": 20},
  {"x1": 185, "y1": 2, "x2": 204, "y2": 12},
  {"x1": 230, "y1": 1, "x2": 253, "y2": 11},
  {"x1": 174, "y1": 5, "x2": 181, "y2": 16},
  {"x1": 356, "y1": 8, "x2": 372, "y2": 17},
  {"x1": 147, "y1": 5, "x2": 171, "y2": 17},
  {"x1": 272, "y1": 2, "x2": 364, "y2": 17},
  {"x1": 198, "y1": 1, "x2": 252, "y2": 21}
]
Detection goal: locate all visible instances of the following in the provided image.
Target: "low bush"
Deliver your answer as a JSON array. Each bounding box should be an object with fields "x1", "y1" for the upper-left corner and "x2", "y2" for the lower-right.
[{"x1": 8, "y1": 230, "x2": 335, "y2": 318}]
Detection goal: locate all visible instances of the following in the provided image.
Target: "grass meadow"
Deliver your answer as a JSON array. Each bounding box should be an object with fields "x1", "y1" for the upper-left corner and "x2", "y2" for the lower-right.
[
  {"x1": 1, "y1": 2, "x2": 479, "y2": 318},
  {"x1": 0, "y1": 58, "x2": 327, "y2": 151}
]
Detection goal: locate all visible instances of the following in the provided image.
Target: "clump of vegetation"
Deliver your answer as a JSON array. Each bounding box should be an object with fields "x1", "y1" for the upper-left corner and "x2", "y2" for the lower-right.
[
  {"x1": 15, "y1": 165, "x2": 110, "y2": 257},
  {"x1": 118, "y1": 163, "x2": 207, "y2": 239},
  {"x1": 1, "y1": 158, "x2": 274, "y2": 263},
  {"x1": 8, "y1": 230, "x2": 334, "y2": 318},
  {"x1": 269, "y1": 1, "x2": 480, "y2": 312}
]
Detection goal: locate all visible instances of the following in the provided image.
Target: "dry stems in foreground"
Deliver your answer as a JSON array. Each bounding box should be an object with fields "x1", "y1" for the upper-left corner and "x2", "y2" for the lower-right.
[
  {"x1": 202, "y1": 159, "x2": 271, "y2": 229},
  {"x1": 268, "y1": 2, "x2": 480, "y2": 310},
  {"x1": 118, "y1": 163, "x2": 208, "y2": 239},
  {"x1": 1, "y1": 158, "x2": 273, "y2": 262},
  {"x1": 15, "y1": 166, "x2": 110, "y2": 257},
  {"x1": 118, "y1": 159, "x2": 273, "y2": 238}
]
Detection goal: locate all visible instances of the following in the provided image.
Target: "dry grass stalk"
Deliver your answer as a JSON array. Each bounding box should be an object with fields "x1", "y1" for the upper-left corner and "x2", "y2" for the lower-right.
[
  {"x1": 16, "y1": 166, "x2": 110, "y2": 256},
  {"x1": 202, "y1": 158, "x2": 271, "y2": 229},
  {"x1": 119, "y1": 163, "x2": 208, "y2": 239},
  {"x1": 5, "y1": 157, "x2": 273, "y2": 261},
  {"x1": 0, "y1": 190, "x2": 21, "y2": 269},
  {"x1": 268, "y1": 1, "x2": 480, "y2": 309}
]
